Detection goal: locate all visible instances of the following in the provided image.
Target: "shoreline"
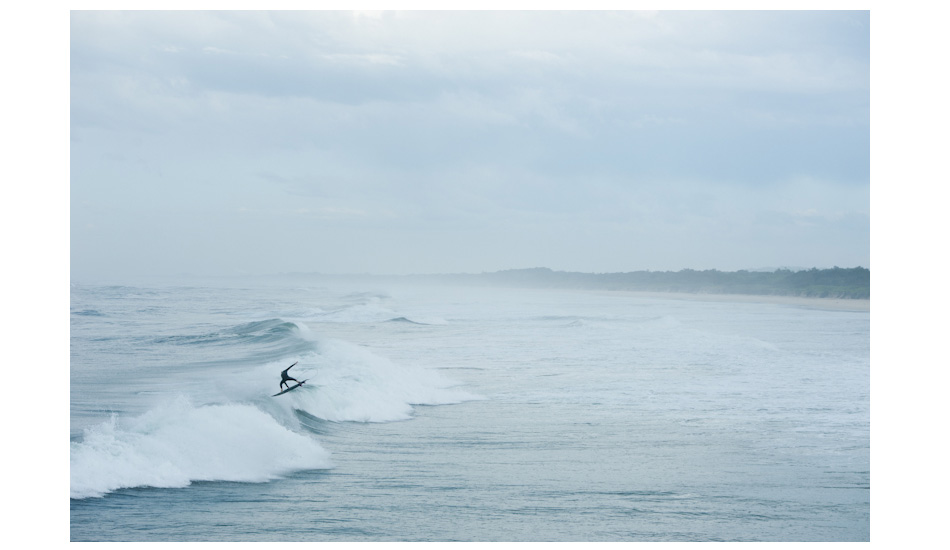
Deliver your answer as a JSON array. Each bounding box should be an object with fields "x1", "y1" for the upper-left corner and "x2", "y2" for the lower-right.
[{"x1": 593, "y1": 289, "x2": 870, "y2": 311}]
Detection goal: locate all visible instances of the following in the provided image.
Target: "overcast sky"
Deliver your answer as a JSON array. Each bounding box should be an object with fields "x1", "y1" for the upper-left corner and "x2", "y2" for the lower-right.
[{"x1": 70, "y1": 10, "x2": 869, "y2": 281}]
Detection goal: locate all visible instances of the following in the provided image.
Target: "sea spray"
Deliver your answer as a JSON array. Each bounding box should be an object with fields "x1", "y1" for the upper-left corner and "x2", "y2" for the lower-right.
[
  {"x1": 236, "y1": 341, "x2": 482, "y2": 423},
  {"x1": 70, "y1": 283, "x2": 482, "y2": 500},
  {"x1": 70, "y1": 396, "x2": 332, "y2": 499}
]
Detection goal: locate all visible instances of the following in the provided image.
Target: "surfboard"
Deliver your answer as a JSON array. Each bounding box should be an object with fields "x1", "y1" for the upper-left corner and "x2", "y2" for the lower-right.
[{"x1": 272, "y1": 379, "x2": 308, "y2": 397}]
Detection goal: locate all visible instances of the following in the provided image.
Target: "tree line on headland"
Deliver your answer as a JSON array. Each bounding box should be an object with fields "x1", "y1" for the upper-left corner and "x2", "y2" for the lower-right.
[
  {"x1": 287, "y1": 266, "x2": 870, "y2": 299},
  {"x1": 410, "y1": 266, "x2": 870, "y2": 299}
]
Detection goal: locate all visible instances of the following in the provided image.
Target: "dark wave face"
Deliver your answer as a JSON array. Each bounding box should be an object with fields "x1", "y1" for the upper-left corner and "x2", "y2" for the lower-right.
[{"x1": 150, "y1": 319, "x2": 302, "y2": 346}]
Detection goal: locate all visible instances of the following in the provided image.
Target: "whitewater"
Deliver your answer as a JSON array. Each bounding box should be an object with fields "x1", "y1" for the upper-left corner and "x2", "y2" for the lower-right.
[{"x1": 70, "y1": 278, "x2": 869, "y2": 541}]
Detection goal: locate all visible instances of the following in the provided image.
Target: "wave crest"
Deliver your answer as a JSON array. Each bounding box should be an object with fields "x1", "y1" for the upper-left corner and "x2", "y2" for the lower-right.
[{"x1": 70, "y1": 397, "x2": 332, "y2": 499}]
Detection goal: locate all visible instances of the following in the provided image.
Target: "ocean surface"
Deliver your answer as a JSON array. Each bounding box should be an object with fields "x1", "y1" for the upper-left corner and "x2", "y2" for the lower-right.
[{"x1": 69, "y1": 279, "x2": 869, "y2": 541}]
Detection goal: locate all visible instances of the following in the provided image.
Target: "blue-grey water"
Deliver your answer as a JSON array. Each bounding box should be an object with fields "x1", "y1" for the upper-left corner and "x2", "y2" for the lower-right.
[{"x1": 69, "y1": 279, "x2": 869, "y2": 541}]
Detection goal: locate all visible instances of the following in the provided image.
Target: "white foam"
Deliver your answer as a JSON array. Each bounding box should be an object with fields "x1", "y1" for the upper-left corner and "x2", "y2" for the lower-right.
[
  {"x1": 70, "y1": 396, "x2": 332, "y2": 499},
  {"x1": 276, "y1": 339, "x2": 481, "y2": 423}
]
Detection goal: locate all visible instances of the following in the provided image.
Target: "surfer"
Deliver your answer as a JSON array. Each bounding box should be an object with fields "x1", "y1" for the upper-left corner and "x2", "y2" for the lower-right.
[{"x1": 279, "y1": 361, "x2": 302, "y2": 391}]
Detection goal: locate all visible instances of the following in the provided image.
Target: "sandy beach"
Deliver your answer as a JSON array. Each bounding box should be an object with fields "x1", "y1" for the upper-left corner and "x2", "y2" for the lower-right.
[{"x1": 596, "y1": 290, "x2": 870, "y2": 312}]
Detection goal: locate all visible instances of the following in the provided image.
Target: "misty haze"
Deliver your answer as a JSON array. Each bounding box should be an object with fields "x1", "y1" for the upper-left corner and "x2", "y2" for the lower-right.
[{"x1": 70, "y1": 10, "x2": 869, "y2": 542}]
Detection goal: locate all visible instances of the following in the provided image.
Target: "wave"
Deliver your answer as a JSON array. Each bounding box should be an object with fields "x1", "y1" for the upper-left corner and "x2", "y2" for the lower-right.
[
  {"x1": 223, "y1": 340, "x2": 480, "y2": 424},
  {"x1": 151, "y1": 319, "x2": 302, "y2": 346},
  {"x1": 72, "y1": 334, "x2": 479, "y2": 499},
  {"x1": 342, "y1": 290, "x2": 391, "y2": 301},
  {"x1": 299, "y1": 339, "x2": 479, "y2": 422},
  {"x1": 299, "y1": 297, "x2": 448, "y2": 326},
  {"x1": 385, "y1": 316, "x2": 448, "y2": 326},
  {"x1": 311, "y1": 302, "x2": 400, "y2": 324},
  {"x1": 72, "y1": 309, "x2": 106, "y2": 317},
  {"x1": 70, "y1": 396, "x2": 333, "y2": 499},
  {"x1": 71, "y1": 286, "x2": 479, "y2": 499},
  {"x1": 289, "y1": 292, "x2": 443, "y2": 326},
  {"x1": 142, "y1": 319, "x2": 319, "y2": 364},
  {"x1": 387, "y1": 316, "x2": 424, "y2": 324}
]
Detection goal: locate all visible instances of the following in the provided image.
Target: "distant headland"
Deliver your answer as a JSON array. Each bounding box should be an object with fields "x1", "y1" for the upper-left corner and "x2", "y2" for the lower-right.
[{"x1": 286, "y1": 267, "x2": 870, "y2": 300}]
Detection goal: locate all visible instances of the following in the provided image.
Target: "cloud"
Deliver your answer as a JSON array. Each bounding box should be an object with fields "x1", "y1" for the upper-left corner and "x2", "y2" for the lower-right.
[
  {"x1": 320, "y1": 53, "x2": 404, "y2": 66},
  {"x1": 70, "y1": 10, "x2": 870, "y2": 280},
  {"x1": 294, "y1": 206, "x2": 375, "y2": 221}
]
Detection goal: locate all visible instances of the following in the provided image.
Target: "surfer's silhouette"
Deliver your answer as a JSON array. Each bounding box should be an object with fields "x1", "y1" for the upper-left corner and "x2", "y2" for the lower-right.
[{"x1": 279, "y1": 361, "x2": 302, "y2": 391}]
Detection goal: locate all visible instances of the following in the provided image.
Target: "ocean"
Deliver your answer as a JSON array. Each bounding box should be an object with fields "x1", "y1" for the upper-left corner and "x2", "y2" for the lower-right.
[{"x1": 69, "y1": 278, "x2": 869, "y2": 541}]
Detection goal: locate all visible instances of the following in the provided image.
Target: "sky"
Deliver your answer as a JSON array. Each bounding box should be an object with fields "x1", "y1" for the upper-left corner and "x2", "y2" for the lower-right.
[{"x1": 69, "y1": 10, "x2": 870, "y2": 281}]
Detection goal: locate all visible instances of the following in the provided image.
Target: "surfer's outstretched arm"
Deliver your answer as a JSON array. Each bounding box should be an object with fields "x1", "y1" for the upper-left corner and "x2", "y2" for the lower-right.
[{"x1": 281, "y1": 361, "x2": 298, "y2": 377}]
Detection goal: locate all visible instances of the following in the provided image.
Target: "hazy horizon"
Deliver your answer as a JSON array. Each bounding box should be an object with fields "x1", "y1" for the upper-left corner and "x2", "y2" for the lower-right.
[
  {"x1": 68, "y1": 265, "x2": 870, "y2": 289},
  {"x1": 275, "y1": 264, "x2": 867, "y2": 277},
  {"x1": 71, "y1": 11, "x2": 869, "y2": 282}
]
